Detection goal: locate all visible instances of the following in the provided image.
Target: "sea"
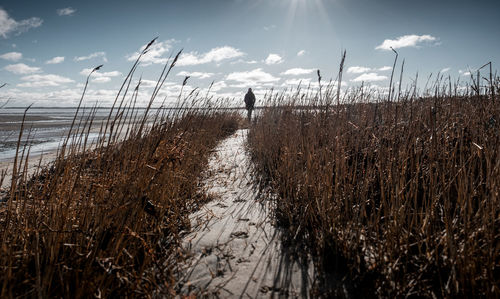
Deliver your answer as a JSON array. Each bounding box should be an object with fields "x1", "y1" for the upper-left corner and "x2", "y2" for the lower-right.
[
  {"x1": 0, "y1": 107, "x2": 113, "y2": 162},
  {"x1": 0, "y1": 107, "x2": 248, "y2": 163}
]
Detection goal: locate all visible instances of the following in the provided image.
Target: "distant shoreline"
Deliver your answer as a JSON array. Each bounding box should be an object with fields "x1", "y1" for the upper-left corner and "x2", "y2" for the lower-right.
[
  {"x1": 1, "y1": 105, "x2": 334, "y2": 110},
  {"x1": 1, "y1": 106, "x2": 249, "y2": 110}
]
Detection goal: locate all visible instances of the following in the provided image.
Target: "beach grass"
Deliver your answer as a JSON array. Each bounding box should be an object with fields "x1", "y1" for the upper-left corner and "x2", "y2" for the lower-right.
[
  {"x1": 248, "y1": 73, "x2": 499, "y2": 297},
  {"x1": 1, "y1": 38, "x2": 499, "y2": 297},
  {"x1": 0, "y1": 39, "x2": 240, "y2": 297}
]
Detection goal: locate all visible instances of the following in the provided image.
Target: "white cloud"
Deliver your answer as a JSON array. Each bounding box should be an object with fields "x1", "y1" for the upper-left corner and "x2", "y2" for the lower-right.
[
  {"x1": 375, "y1": 34, "x2": 438, "y2": 50},
  {"x1": 351, "y1": 73, "x2": 388, "y2": 82},
  {"x1": 281, "y1": 68, "x2": 315, "y2": 76},
  {"x1": 198, "y1": 81, "x2": 228, "y2": 93},
  {"x1": 281, "y1": 78, "x2": 347, "y2": 89},
  {"x1": 56, "y1": 7, "x2": 76, "y2": 16},
  {"x1": 126, "y1": 39, "x2": 175, "y2": 65},
  {"x1": 226, "y1": 68, "x2": 280, "y2": 86},
  {"x1": 441, "y1": 67, "x2": 451, "y2": 73},
  {"x1": 229, "y1": 82, "x2": 273, "y2": 89},
  {"x1": 137, "y1": 79, "x2": 162, "y2": 88},
  {"x1": 459, "y1": 70, "x2": 471, "y2": 76},
  {"x1": 3, "y1": 85, "x2": 243, "y2": 107},
  {"x1": 230, "y1": 59, "x2": 258, "y2": 65},
  {"x1": 18, "y1": 74, "x2": 74, "y2": 87},
  {"x1": 46, "y1": 56, "x2": 65, "y2": 64},
  {"x1": 0, "y1": 51, "x2": 22, "y2": 61},
  {"x1": 79, "y1": 68, "x2": 121, "y2": 84},
  {"x1": 297, "y1": 50, "x2": 306, "y2": 57},
  {"x1": 0, "y1": 8, "x2": 43, "y2": 38},
  {"x1": 128, "y1": 41, "x2": 244, "y2": 67},
  {"x1": 177, "y1": 71, "x2": 214, "y2": 79},
  {"x1": 79, "y1": 68, "x2": 121, "y2": 77},
  {"x1": 74, "y1": 51, "x2": 107, "y2": 62},
  {"x1": 4, "y1": 63, "x2": 41, "y2": 74},
  {"x1": 177, "y1": 46, "x2": 245, "y2": 66},
  {"x1": 347, "y1": 66, "x2": 372, "y2": 74},
  {"x1": 92, "y1": 77, "x2": 111, "y2": 83},
  {"x1": 282, "y1": 78, "x2": 312, "y2": 86},
  {"x1": 378, "y1": 66, "x2": 392, "y2": 72},
  {"x1": 264, "y1": 53, "x2": 283, "y2": 65},
  {"x1": 1, "y1": 88, "x2": 121, "y2": 106},
  {"x1": 347, "y1": 66, "x2": 392, "y2": 74},
  {"x1": 210, "y1": 81, "x2": 227, "y2": 92}
]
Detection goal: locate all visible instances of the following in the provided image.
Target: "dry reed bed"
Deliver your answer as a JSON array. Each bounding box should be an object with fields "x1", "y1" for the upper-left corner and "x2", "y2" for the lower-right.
[
  {"x1": 248, "y1": 93, "x2": 499, "y2": 297},
  {"x1": 0, "y1": 38, "x2": 241, "y2": 297},
  {"x1": 0, "y1": 111, "x2": 239, "y2": 298}
]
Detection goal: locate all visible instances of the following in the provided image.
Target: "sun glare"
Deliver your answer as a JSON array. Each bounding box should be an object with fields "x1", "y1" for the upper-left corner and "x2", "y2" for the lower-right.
[{"x1": 284, "y1": 0, "x2": 332, "y2": 34}]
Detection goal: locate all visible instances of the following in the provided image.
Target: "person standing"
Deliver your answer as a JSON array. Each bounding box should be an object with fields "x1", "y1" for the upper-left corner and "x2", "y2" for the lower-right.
[{"x1": 244, "y1": 88, "x2": 256, "y2": 122}]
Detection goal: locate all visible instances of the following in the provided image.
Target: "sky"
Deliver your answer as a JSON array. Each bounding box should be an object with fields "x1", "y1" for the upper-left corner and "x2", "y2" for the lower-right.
[{"x1": 0, "y1": 0, "x2": 499, "y2": 107}]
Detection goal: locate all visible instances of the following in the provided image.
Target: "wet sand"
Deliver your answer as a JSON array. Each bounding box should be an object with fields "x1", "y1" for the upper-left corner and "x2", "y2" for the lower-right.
[
  {"x1": 0, "y1": 114, "x2": 101, "y2": 188},
  {"x1": 0, "y1": 150, "x2": 58, "y2": 190},
  {"x1": 0, "y1": 109, "x2": 155, "y2": 190},
  {"x1": 0, "y1": 111, "x2": 104, "y2": 162},
  {"x1": 0, "y1": 111, "x2": 108, "y2": 130},
  {"x1": 176, "y1": 130, "x2": 318, "y2": 298}
]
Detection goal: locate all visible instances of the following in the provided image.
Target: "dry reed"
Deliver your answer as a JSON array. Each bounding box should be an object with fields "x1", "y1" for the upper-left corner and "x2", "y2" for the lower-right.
[
  {"x1": 0, "y1": 39, "x2": 240, "y2": 297},
  {"x1": 248, "y1": 68, "x2": 499, "y2": 297}
]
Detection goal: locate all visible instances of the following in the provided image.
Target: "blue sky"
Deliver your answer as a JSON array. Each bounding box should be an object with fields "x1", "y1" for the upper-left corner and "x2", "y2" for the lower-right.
[{"x1": 0, "y1": 0, "x2": 499, "y2": 106}]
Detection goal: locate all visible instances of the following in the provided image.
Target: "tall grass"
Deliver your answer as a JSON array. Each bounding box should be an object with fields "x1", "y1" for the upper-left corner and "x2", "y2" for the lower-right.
[
  {"x1": 248, "y1": 71, "x2": 499, "y2": 297},
  {"x1": 0, "y1": 39, "x2": 240, "y2": 297}
]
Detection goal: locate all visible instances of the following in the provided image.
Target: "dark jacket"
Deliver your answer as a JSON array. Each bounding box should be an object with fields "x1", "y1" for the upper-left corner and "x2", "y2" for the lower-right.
[{"x1": 244, "y1": 90, "x2": 256, "y2": 110}]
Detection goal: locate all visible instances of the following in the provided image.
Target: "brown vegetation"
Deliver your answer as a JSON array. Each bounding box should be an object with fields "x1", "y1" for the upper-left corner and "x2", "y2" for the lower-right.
[
  {"x1": 0, "y1": 39, "x2": 240, "y2": 297},
  {"x1": 1, "y1": 37, "x2": 499, "y2": 297},
  {"x1": 248, "y1": 82, "x2": 499, "y2": 297}
]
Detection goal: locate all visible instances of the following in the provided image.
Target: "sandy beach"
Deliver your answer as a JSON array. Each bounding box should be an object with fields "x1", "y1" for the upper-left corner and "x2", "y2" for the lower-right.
[
  {"x1": 1, "y1": 108, "x2": 94, "y2": 189},
  {"x1": 176, "y1": 129, "x2": 338, "y2": 297},
  {"x1": 0, "y1": 150, "x2": 58, "y2": 190}
]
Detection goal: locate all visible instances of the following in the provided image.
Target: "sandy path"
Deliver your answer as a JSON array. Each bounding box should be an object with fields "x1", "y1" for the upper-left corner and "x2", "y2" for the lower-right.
[{"x1": 176, "y1": 129, "x2": 315, "y2": 298}]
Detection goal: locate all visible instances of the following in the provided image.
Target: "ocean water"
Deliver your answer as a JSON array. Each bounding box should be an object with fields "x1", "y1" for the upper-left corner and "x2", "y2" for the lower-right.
[
  {"x1": 0, "y1": 107, "x2": 249, "y2": 163},
  {"x1": 0, "y1": 107, "x2": 115, "y2": 162}
]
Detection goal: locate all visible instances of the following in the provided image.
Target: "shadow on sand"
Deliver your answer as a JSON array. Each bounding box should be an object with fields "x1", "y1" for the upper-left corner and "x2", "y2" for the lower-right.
[{"x1": 175, "y1": 129, "x2": 353, "y2": 298}]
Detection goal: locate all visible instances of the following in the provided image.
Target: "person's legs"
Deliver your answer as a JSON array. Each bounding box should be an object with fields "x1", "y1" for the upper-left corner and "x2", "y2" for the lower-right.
[{"x1": 247, "y1": 109, "x2": 252, "y2": 122}]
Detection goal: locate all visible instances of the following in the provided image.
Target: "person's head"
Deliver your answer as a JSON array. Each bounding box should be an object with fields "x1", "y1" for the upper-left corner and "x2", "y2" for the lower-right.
[{"x1": 248, "y1": 88, "x2": 252, "y2": 92}]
